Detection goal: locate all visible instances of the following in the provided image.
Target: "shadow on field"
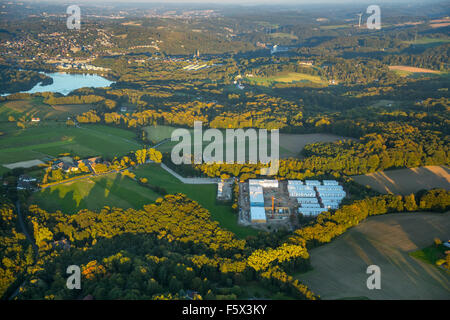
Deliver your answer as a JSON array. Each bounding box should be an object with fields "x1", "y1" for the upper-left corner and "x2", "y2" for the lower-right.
[{"x1": 297, "y1": 213, "x2": 450, "y2": 299}]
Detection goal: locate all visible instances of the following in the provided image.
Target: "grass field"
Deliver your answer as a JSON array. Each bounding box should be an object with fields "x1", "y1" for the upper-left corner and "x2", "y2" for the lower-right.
[
  {"x1": 403, "y1": 37, "x2": 450, "y2": 46},
  {"x1": 246, "y1": 72, "x2": 328, "y2": 87},
  {"x1": 352, "y1": 165, "x2": 450, "y2": 195},
  {"x1": 28, "y1": 172, "x2": 160, "y2": 214},
  {"x1": 295, "y1": 212, "x2": 450, "y2": 299},
  {"x1": 29, "y1": 162, "x2": 258, "y2": 238},
  {"x1": 0, "y1": 122, "x2": 142, "y2": 166},
  {"x1": 145, "y1": 125, "x2": 285, "y2": 158},
  {"x1": 409, "y1": 244, "x2": 447, "y2": 266},
  {"x1": 144, "y1": 125, "x2": 347, "y2": 158},
  {"x1": 134, "y1": 163, "x2": 258, "y2": 238},
  {"x1": 0, "y1": 97, "x2": 94, "y2": 121}
]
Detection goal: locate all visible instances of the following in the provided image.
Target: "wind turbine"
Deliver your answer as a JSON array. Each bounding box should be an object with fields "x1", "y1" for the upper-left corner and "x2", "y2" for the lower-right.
[{"x1": 356, "y1": 13, "x2": 363, "y2": 28}]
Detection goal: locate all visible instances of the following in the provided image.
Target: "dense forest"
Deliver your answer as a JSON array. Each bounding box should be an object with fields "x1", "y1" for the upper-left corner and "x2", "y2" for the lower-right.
[
  {"x1": 0, "y1": 67, "x2": 52, "y2": 94},
  {"x1": 2, "y1": 189, "x2": 446, "y2": 300}
]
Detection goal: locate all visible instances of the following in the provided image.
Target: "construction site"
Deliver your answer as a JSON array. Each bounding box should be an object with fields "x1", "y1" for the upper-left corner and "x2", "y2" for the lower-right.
[{"x1": 238, "y1": 179, "x2": 347, "y2": 230}]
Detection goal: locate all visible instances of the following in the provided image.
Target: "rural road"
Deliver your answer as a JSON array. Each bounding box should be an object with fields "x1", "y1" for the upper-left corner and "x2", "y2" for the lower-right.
[
  {"x1": 160, "y1": 163, "x2": 219, "y2": 184},
  {"x1": 8, "y1": 201, "x2": 39, "y2": 300}
]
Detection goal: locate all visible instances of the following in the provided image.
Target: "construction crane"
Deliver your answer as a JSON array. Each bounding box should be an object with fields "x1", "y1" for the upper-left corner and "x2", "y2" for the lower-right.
[{"x1": 272, "y1": 196, "x2": 275, "y2": 219}]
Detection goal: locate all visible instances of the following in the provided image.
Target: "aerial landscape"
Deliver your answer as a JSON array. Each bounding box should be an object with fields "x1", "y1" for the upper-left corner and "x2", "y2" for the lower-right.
[{"x1": 0, "y1": 0, "x2": 448, "y2": 309}]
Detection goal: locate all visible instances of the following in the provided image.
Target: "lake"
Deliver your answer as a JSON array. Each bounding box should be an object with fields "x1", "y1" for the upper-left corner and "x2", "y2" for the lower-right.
[{"x1": 2, "y1": 72, "x2": 114, "y2": 96}]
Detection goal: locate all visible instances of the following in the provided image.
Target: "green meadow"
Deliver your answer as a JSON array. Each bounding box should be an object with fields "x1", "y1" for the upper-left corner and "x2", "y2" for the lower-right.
[
  {"x1": 29, "y1": 162, "x2": 258, "y2": 238},
  {"x1": 28, "y1": 172, "x2": 160, "y2": 214},
  {"x1": 144, "y1": 124, "x2": 293, "y2": 159},
  {"x1": 134, "y1": 163, "x2": 259, "y2": 238},
  {"x1": 0, "y1": 122, "x2": 142, "y2": 165},
  {"x1": 409, "y1": 244, "x2": 447, "y2": 265},
  {"x1": 0, "y1": 96, "x2": 94, "y2": 121}
]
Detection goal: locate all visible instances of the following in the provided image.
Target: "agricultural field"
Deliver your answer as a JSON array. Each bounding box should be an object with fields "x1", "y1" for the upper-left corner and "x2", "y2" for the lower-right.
[
  {"x1": 388, "y1": 65, "x2": 443, "y2": 78},
  {"x1": 319, "y1": 24, "x2": 351, "y2": 30},
  {"x1": 352, "y1": 165, "x2": 450, "y2": 195},
  {"x1": 134, "y1": 163, "x2": 258, "y2": 238},
  {"x1": 246, "y1": 72, "x2": 328, "y2": 87},
  {"x1": 268, "y1": 32, "x2": 298, "y2": 40},
  {"x1": 296, "y1": 212, "x2": 450, "y2": 300},
  {"x1": 403, "y1": 36, "x2": 450, "y2": 47},
  {"x1": 278, "y1": 133, "x2": 349, "y2": 158},
  {"x1": 0, "y1": 96, "x2": 94, "y2": 121},
  {"x1": 145, "y1": 124, "x2": 281, "y2": 157},
  {"x1": 0, "y1": 122, "x2": 142, "y2": 168},
  {"x1": 28, "y1": 172, "x2": 160, "y2": 214},
  {"x1": 144, "y1": 125, "x2": 347, "y2": 158}
]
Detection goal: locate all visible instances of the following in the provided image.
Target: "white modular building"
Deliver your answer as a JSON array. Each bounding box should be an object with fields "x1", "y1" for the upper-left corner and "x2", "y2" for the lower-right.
[
  {"x1": 322, "y1": 202, "x2": 339, "y2": 210},
  {"x1": 300, "y1": 203, "x2": 322, "y2": 208},
  {"x1": 323, "y1": 180, "x2": 339, "y2": 185},
  {"x1": 249, "y1": 179, "x2": 278, "y2": 188},
  {"x1": 289, "y1": 190, "x2": 316, "y2": 197},
  {"x1": 250, "y1": 206, "x2": 267, "y2": 223},
  {"x1": 298, "y1": 207, "x2": 327, "y2": 216},
  {"x1": 316, "y1": 185, "x2": 344, "y2": 192},
  {"x1": 249, "y1": 192, "x2": 264, "y2": 206},
  {"x1": 318, "y1": 191, "x2": 346, "y2": 198},
  {"x1": 297, "y1": 197, "x2": 319, "y2": 204},
  {"x1": 288, "y1": 180, "x2": 305, "y2": 186},
  {"x1": 305, "y1": 180, "x2": 321, "y2": 186},
  {"x1": 288, "y1": 182, "x2": 316, "y2": 198}
]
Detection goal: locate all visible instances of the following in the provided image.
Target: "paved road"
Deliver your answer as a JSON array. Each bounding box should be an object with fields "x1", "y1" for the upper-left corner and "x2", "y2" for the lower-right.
[
  {"x1": 160, "y1": 163, "x2": 219, "y2": 184},
  {"x1": 40, "y1": 168, "x2": 126, "y2": 190},
  {"x1": 8, "y1": 201, "x2": 39, "y2": 300}
]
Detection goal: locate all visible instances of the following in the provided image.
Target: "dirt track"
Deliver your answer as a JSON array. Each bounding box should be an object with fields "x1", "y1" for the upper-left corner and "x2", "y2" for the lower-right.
[{"x1": 296, "y1": 212, "x2": 450, "y2": 300}]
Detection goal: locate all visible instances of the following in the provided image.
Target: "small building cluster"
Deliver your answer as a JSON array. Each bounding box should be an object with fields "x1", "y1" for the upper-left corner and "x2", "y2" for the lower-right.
[
  {"x1": 296, "y1": 180, "x2": 345, "y2": 216},
  {"x1": 216, "y1": 179, "x2": 234, "y2": 202},
  {"x1": 240, "y1": 179, "x2": 346, "y2": 226},
  {"x1": 17, "y1": 175, "x2": 38, "y2": 191},
  {"x1": 52, "y1": 156, "x2": 106, "y2": 174}
]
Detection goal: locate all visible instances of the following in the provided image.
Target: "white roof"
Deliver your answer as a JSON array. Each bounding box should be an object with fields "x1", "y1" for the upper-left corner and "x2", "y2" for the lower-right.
[
  {"x1": 250, "y1": 192, "x2": 264, "y2": 204},
  {"x1": 288, "y1": 180, "x2": 304, "y2": 185},
  {"x1": 305, "y1": 180, "x2": 321, "y2": 185},
  {"x1": 250, "y1": 207, "x2": 266, "y2": 221},
  {"x1": 323, "y1": 180, "x2": 339, "y2": 185},
  {"x1": 288, "y1": 185, "x2": 314, "y2": 190},
  {"x1": 249, "y1": 179, "x2": 278, "y2": 188},
  {"x1": 297, "y1": 197, "x2": 319, "y2": 203},
  {"x1": 301, "y1": 203, "x2": 321, "y2": 208},
  {"x1": 316, "y1": 185, "x2": 344, "y2": 191}
]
